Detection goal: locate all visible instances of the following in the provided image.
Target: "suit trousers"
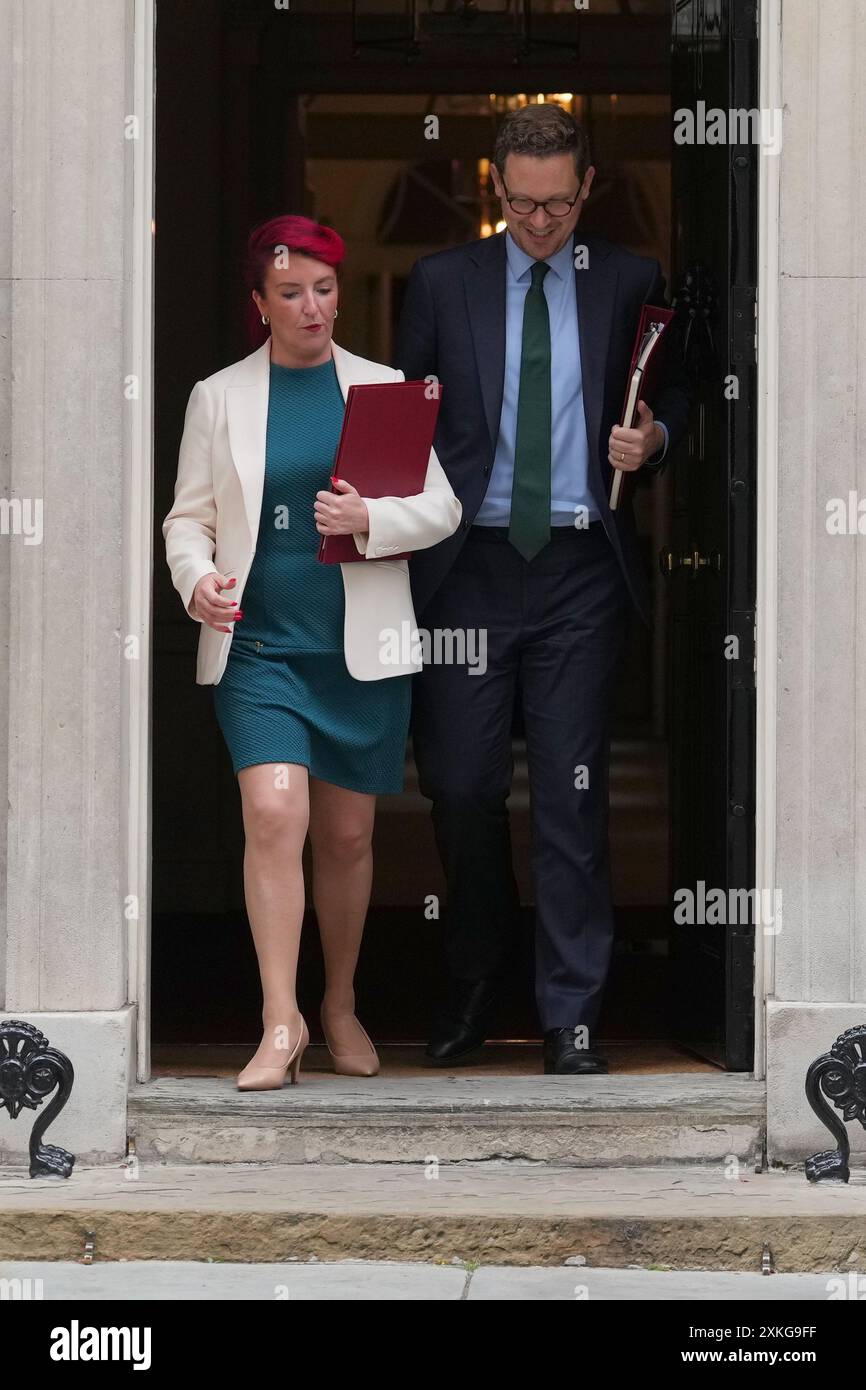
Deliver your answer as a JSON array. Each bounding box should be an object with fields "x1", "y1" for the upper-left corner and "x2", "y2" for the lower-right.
[{"x1": 411, "y1": 521, "x2": 632, "y2": 1033}]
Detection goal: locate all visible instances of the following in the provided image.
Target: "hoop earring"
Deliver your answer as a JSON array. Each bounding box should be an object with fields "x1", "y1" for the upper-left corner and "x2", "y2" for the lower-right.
[
  {"x1": 333, "y1": 309, "x2": 339, "y2": 319},
  {"x1": 261, "y1": 314, "x2": 269, "y2": 325}
]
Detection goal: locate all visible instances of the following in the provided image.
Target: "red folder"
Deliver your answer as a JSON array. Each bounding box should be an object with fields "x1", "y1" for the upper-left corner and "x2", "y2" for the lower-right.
[
  {"x1": 609, "y1": 304, "x2": 674, "y2": 511},
  {"x1": 317, "y1": 380, "x2": 443, "y2": 563}
]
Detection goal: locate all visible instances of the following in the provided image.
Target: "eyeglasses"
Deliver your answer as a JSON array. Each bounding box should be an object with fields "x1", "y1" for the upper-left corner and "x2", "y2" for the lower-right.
[{"x1": 500, "y1": 179, "x2": 583, "y2": 218}]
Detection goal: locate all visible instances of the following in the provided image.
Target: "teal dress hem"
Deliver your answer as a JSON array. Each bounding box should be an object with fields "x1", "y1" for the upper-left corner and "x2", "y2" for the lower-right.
[{"x1": 211, "y1": 357, "x2": 411, "y2": 796}]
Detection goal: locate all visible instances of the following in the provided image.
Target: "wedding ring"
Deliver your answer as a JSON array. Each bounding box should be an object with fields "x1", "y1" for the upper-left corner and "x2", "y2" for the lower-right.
[{"x1": 619, "y1": 451, "x2": 625, "y2": 462}]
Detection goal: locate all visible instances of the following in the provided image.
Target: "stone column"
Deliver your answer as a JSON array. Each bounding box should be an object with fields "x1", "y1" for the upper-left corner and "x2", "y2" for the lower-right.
[
  {"x1": 767, "y1": 0, "x2": 866, "y2": 1161},
  {"x1": 0, "y1": 0, "x2": 137, "y2": 1162}
]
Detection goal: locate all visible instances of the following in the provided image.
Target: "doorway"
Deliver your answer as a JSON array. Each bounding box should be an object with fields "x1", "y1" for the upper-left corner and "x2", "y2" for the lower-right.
[{"x1": 151, "y1": 0, "x2": 757, "y2": 1076}]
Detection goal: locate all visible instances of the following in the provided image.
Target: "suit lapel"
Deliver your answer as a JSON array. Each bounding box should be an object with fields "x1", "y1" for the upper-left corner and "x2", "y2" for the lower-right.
[
  {"x1": 463, "y1": 228, "x2": 619, "y2": 493},
  {"x1": 464, "y1": 232, "x2": 506, "y2": 456},
  {"x1": 573, "y1": 230, "x2": 619, "y2": 503}
]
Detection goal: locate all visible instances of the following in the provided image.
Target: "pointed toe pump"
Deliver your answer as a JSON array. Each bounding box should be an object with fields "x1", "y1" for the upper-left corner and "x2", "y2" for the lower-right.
[
  {"x1": 236, "y1": 1016, "x2": 309, "y2": 1091},
  {"x1": 320, "y1": 1009, "x2": 380, "y2": 1077}
]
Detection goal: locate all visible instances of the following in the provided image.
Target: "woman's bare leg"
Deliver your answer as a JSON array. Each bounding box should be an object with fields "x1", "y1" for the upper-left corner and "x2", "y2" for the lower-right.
[
  {"x1": 308, "y1": 777, "x2": 376, "y2": 1052},
  {"x1": 237, "y1": 761, "x2": 309, "y2": 1069}
]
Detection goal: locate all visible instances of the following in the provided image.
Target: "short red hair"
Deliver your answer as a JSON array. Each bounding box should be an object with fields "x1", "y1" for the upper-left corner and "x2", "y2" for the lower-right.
[{"x1": 244, "y1": 215, "x2": 345, "y2": 348}]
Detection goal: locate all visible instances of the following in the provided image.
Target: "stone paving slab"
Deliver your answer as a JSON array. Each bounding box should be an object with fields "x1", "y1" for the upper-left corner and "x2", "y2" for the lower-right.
[
  {"x1": 467, "y1": 1266, "x2": 843, "y2": 1300},
  {"x1": 0, "y1": 1260, "x2": 848, "y2": 1300},
  {"x1": 0, "y1": 1163, "x2": 863, "y2": 1270},
  {"x1": 0, "y1": 1259, "x2": 465, "y2": 1300}
]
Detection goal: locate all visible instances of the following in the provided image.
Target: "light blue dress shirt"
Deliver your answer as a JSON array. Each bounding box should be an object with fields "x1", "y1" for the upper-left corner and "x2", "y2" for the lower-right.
[{"x1": 474, "y1": 230, "x2": 668, "y2": 528}]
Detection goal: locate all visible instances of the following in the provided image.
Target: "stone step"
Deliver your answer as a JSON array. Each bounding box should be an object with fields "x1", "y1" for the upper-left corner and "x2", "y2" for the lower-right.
[
  {"x1": 127, "y1": 1068, "x2": 766, "y2": 1167},
  {"x1": 0, "y1": 1161, "x2": 861, "y2": 1272}
]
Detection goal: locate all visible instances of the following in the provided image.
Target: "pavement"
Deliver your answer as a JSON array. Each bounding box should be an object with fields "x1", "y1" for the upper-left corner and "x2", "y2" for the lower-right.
[{"x1": 0, "y1": 1259, "x2": 854, "y2": 1300}]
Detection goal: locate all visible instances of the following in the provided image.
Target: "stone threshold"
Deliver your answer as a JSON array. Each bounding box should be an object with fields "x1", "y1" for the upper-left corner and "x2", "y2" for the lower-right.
[
  {"x1": 0, "y1": 1163, "x2": 861, "y2": 1271},
  {"x1": 126, "y1": 1071, "x2": 766, "y2": 1166}
]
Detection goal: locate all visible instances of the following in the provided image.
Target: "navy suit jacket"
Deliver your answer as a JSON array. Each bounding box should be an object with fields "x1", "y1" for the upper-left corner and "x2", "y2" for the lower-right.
[{"x1": 394, "y1": 227, "x2": 692, "y2": 626}]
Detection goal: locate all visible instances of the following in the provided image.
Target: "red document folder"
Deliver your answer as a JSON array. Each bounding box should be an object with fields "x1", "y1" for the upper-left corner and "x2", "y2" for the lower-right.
[
  {"x1": 317, "y1": 380, "x2": 443, "y2": 563},
  {"x1": 609, "y1": 304, "x2": 674, "y2": 511}
]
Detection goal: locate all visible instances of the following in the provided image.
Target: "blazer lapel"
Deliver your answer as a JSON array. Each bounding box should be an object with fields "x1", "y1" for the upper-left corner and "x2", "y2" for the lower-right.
[
  {"x1": 224, "y1": 339, "x2": 271, "y2": 544},
  {"x1": 464, "y1": 231, "x2": 506, "y2": 456},
  {"x1": 224, "y1": 338, "x2": 377, "y2": 545},
  {"x1": 330, "y1": 339, "x2": 368, "y2": 400}
]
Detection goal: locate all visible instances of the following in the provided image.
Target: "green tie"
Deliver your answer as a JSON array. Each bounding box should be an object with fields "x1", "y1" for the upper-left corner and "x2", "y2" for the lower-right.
[{"x1": 509, "y1": 259, "x2": 552, "y2": 562}]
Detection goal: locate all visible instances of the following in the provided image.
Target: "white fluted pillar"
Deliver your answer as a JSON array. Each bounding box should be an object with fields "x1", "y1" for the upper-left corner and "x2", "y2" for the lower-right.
[
  {"x1": 0, "y1": 0, "x2": 137, "y2": 1161},
  {"x1": 766, "y1": 0, "x2": 866, "y2": 1161}
]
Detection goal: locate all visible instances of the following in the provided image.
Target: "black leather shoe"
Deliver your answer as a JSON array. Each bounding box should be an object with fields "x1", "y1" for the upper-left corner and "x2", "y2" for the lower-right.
[
  {"x1": 543, "y1": 1027, "x2": 608, "y2": 1075},
  {"x1": 425, "y1": 976, "x2": 498, "y2": 1064}
]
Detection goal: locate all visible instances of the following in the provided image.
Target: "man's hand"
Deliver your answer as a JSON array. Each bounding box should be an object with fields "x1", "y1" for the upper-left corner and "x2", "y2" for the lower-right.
[
  {"x1": 608, "y1": 400, "x2": 664, "y2": 473},
  {"x1": 314, "y1": 477, "x2": 370, "y2": 535}
]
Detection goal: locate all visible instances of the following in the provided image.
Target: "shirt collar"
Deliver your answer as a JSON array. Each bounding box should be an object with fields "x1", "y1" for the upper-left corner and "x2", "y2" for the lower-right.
[{"x1": 505, "y1": 228, "x2": 574, "y2": 283}]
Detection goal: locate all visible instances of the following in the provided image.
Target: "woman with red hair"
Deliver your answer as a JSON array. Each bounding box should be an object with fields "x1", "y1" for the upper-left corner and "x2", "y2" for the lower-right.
[{"x1": 163, "y1": 215, "x2": 461, "y2": 1089}]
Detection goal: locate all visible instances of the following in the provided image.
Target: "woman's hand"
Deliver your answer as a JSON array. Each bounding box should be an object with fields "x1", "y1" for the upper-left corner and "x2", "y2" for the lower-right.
[
  {"x1": 191, "y1": 572, "x2": 242, "y2": 633},
  {"x1": 314, "y1": 477, "x2": 369, "y2": 535}
]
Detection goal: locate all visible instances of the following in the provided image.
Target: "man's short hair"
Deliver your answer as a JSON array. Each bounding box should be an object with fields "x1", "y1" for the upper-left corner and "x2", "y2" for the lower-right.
[{"x1": 493, "y1": 103, "x2": 592, "y2": 182}]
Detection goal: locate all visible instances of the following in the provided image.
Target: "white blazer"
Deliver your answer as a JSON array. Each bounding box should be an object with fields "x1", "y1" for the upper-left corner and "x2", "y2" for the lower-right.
[{"x1": 162, "y1": 337, "x2": 462, "y2": 684}]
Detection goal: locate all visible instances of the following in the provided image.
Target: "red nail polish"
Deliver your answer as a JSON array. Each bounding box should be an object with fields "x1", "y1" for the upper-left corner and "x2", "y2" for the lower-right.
[{"x1": 330, "y1": 476, "x2": 340, "y2": 486}]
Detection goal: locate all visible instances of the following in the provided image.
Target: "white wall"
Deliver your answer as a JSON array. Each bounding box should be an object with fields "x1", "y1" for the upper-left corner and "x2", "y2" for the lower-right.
[
  {"x1": 767, "y1": 0, "x2": 866, "y2": 1162},
  {"x1": 0, "y1": 0, "x2": 137, "y2": 1161}
]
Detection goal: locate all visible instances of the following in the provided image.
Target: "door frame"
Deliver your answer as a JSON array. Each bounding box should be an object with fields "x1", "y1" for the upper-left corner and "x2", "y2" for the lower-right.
[
  {"x1": 753, "y1": 0, "x2": 782, "y2": 1082},
  {"x1": 129, "y1": 0, "x2": 156, "y2": 1083},
  {"x1": 128, "y1": 0, "x2": 780, "y2": 1083}
]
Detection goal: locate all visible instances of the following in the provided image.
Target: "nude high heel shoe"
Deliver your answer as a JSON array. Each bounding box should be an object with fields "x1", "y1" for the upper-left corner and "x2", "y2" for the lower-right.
[
  {"x1": 320, "y1": 1008, "x2": 380, "y2": 1077},
  {"x1": 236, "y1": 1016, "x2": 309, "y2": 1091}
]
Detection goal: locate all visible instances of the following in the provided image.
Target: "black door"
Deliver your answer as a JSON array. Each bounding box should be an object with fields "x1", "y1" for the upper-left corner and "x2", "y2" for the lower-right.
[{"x1": 666, "y1": 0, "x2": 758, "y2": 1069}]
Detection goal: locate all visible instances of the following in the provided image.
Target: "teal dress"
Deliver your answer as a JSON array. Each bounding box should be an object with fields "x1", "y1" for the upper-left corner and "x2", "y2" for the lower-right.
[{"x1": 212, "y1": 357, "x2": 412, "y2": 794}]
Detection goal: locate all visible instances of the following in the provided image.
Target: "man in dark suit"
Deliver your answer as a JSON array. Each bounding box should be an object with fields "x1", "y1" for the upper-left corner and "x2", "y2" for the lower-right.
[{"x1": 395, "y1": 104, "x2": 691, "y2": 1074}]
